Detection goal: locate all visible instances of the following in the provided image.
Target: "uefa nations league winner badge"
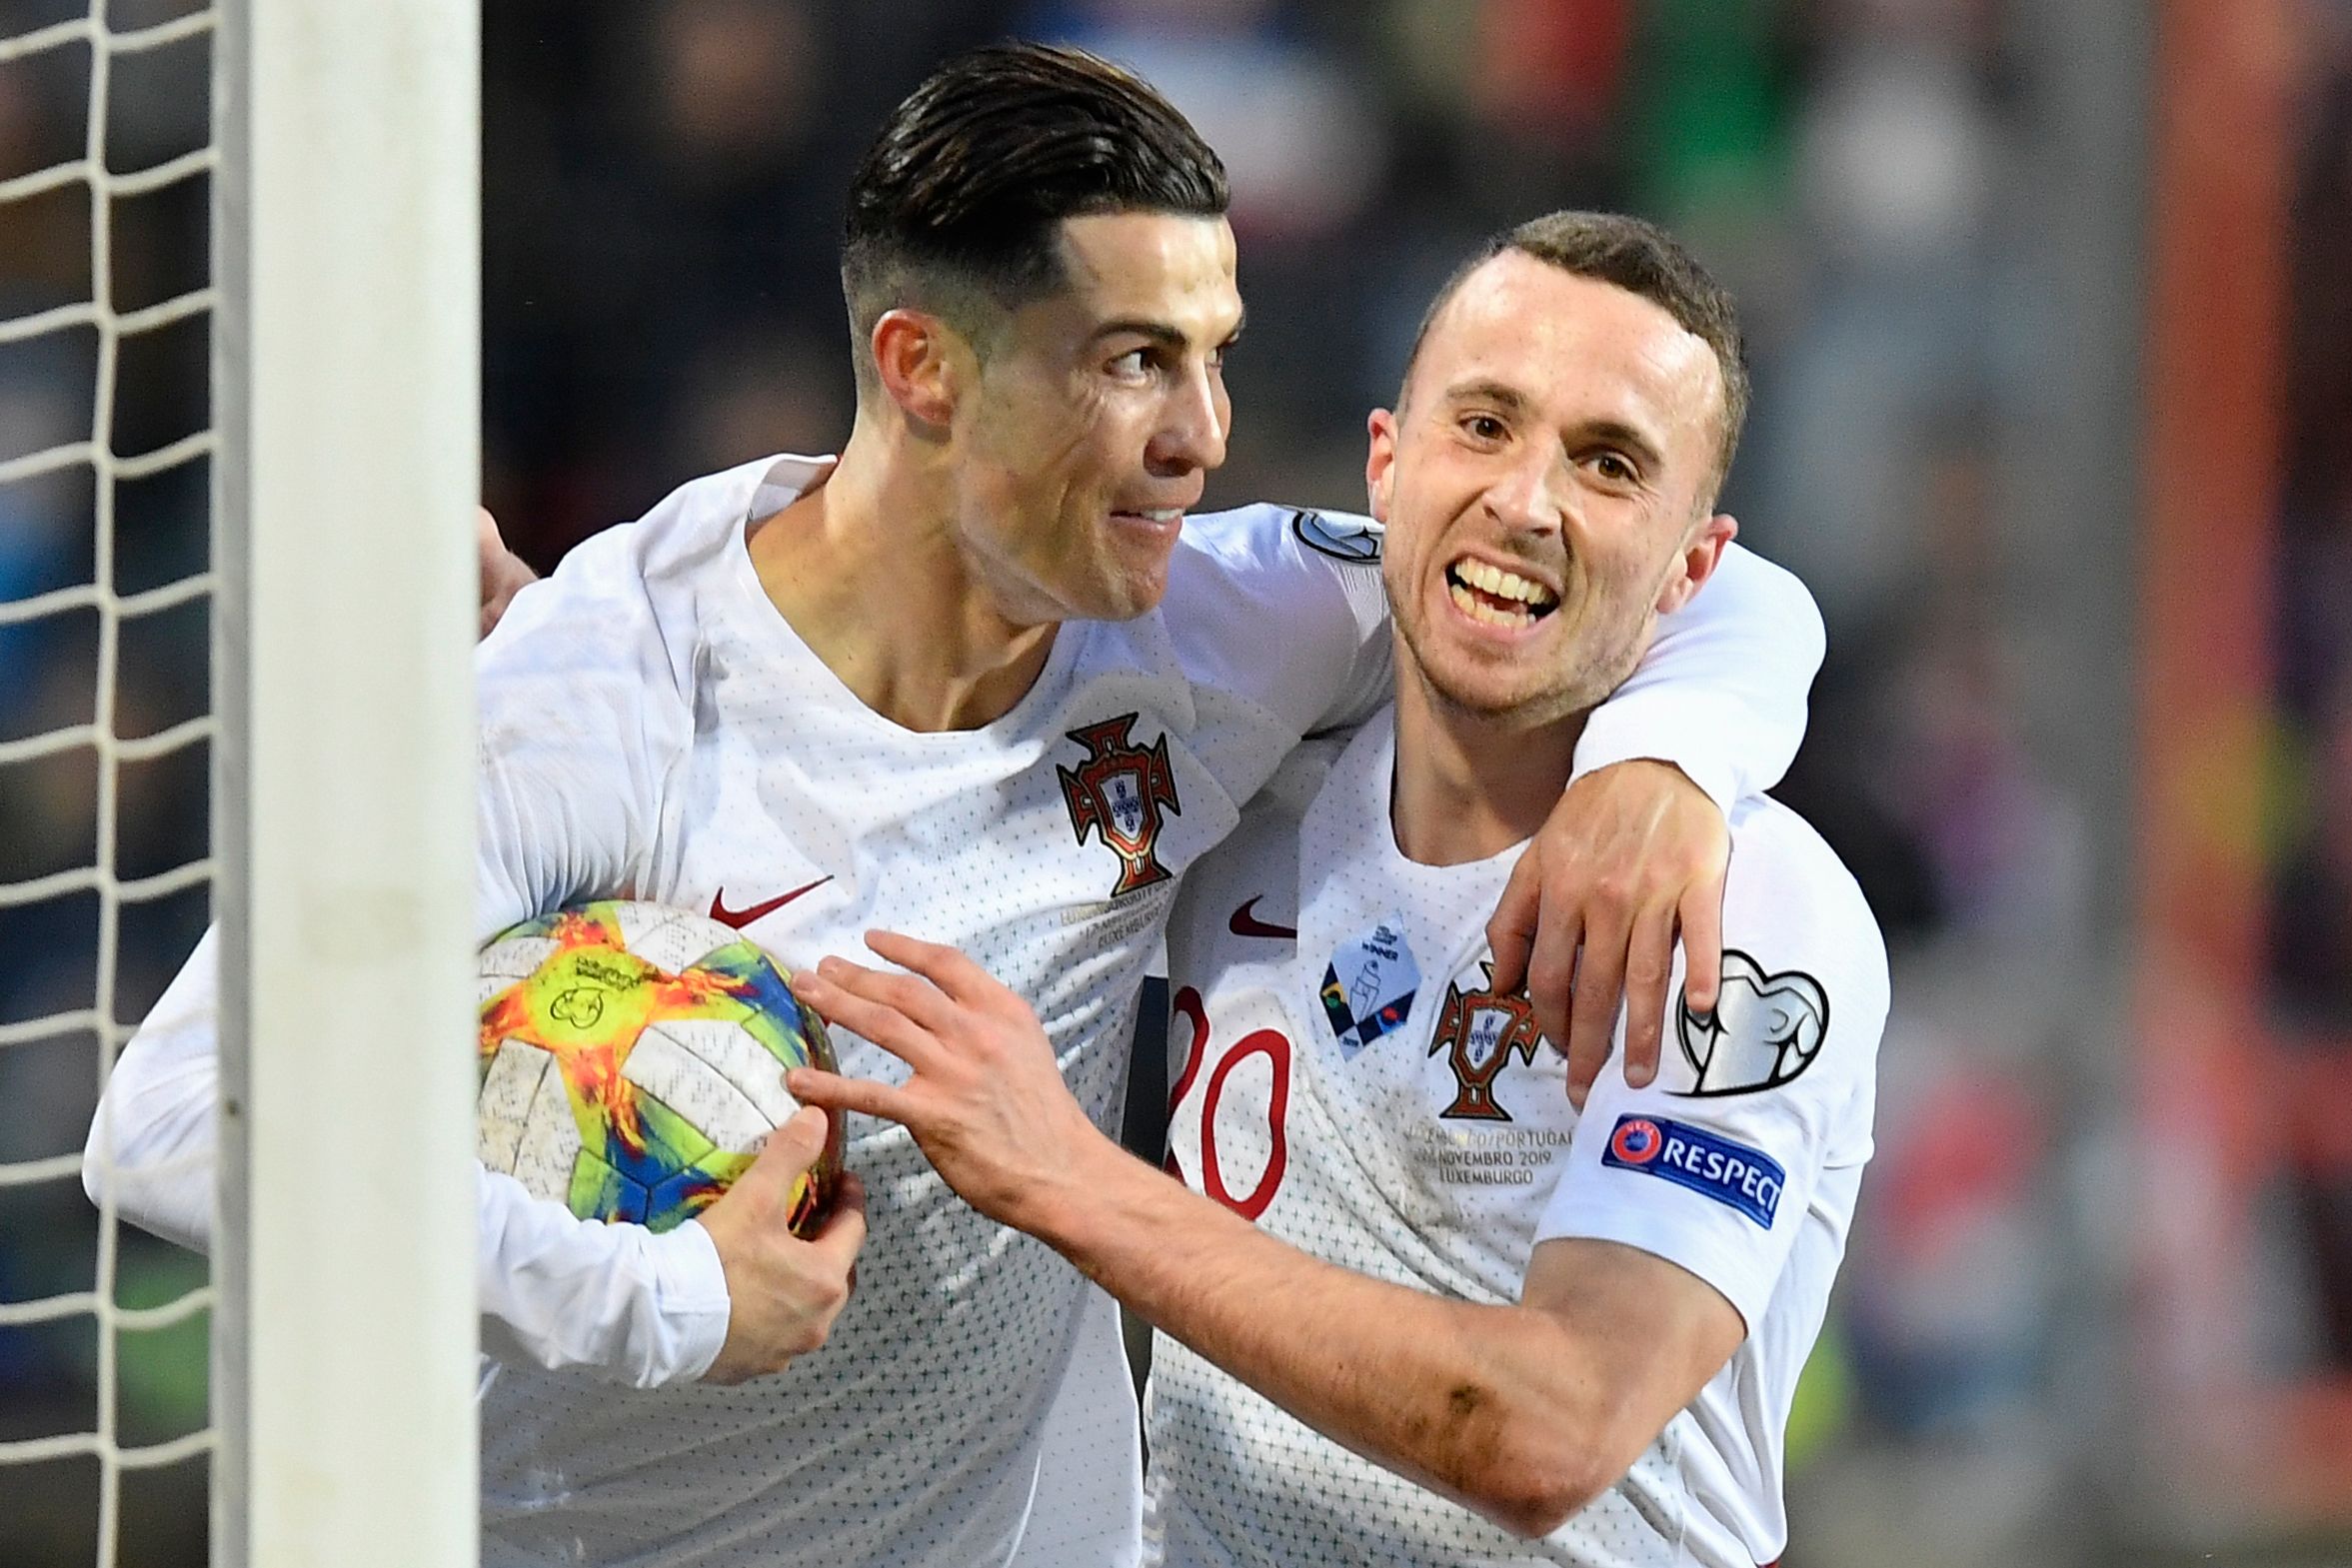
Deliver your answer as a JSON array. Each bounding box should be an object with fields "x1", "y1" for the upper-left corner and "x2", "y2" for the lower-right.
[{"x1": 1318, "y1": 917, "x2": 1421, "y2": 1059}]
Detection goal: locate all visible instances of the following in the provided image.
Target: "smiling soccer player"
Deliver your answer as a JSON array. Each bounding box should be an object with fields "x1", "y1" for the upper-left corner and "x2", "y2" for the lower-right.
[
  {"x1": 793, "y1": 212, "x2": 1884, "y2": 1568},
  {"x1": 91, "y1": 49, "x2": 1824, "y2": 1567}
]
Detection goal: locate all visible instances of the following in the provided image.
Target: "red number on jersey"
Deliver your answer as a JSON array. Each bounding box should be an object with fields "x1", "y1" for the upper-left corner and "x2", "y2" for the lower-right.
[{"x1": 1168, "y1": 985, "x2": 1290, "y2": 1220}]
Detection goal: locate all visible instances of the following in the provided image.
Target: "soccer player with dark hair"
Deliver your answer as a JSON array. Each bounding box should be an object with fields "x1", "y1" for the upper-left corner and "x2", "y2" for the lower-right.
[
  {"x1": 795, "y1": 212, "x2": 1882, "y2": 1568},
  {"x1": 93, "y1": 47, "x2": 1824, "y2": 1567}
]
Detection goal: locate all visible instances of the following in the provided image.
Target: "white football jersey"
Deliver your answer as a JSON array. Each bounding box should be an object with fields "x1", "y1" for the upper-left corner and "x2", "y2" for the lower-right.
[
  {"x1": 1150, "y1": 709, "x2": 1888, "y2": 1568},
  {"x1": 90, "y1": 455, "x2": 1824, "y2": 1568}
]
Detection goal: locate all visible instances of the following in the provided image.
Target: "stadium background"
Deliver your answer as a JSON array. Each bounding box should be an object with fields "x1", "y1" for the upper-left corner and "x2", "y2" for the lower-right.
[{"x1": 1, "y1": 0, "x2": 2348, "y2": 1563}]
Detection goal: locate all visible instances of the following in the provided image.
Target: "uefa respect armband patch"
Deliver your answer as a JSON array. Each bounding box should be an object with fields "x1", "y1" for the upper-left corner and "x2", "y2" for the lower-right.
[{"x1": 1600, "y1": 1115, "x2": 1784, "y2": 1228}]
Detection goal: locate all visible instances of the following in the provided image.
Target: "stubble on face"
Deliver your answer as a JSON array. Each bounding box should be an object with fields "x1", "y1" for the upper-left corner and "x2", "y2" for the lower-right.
[{"x1": 1373, "y1": 254, "x2": 1727, "y2": 729}]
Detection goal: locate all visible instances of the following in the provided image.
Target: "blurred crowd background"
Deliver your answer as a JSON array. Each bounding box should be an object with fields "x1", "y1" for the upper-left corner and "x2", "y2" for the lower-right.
[{"x1": 1, "y1": 0, "x2": 2348, "y2": 1564}]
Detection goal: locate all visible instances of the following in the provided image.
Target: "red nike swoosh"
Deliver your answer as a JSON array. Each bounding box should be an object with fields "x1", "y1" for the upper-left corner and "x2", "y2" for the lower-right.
[
  {"x1": 709, "y1": 875, "x2": 835, "y2": 929},
  {"x1": 1228, "y1": 896, "x2": 1296, "y2": 940}
]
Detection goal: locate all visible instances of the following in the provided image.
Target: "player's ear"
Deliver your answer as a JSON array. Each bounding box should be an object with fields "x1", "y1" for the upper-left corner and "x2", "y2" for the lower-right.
[
  {"x1": 1364, "y1": 407, "x2": 1399, "y2": 524},
  {"x1": 1654, "y1": 513, "x2": 1736, "y2": 616},
  {"x1": 869, "y1": 309, "x2": 962, "y2": 428}
]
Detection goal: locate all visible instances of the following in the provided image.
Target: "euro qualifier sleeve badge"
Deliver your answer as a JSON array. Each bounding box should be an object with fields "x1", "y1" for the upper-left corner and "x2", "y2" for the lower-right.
[
  {"x1": 1317, "y1": 917, "x2": 1420, "y2": 1060},
  {"x1": 1290, "y1": 509, "x2": 1382, "y2": 564},
  {"x1": 1673, "y1": 949, "x2": 1828, "y2": 1096}
]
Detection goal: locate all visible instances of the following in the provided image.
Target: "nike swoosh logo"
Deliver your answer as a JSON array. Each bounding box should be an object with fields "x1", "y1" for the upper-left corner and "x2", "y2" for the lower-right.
[
  {"x1": 709, "y1": 875, "x2": 835, "y2": 930},
  {"x1": 1228, "y1": 896, "x2": 1296, "y2": 941}
]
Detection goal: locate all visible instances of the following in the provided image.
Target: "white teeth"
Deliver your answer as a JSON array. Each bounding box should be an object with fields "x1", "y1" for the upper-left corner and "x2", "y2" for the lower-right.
[
  {"x1": 1448, "y1": 580, "x2": 1530, "y2": 628},
  {"x1": 1452, "y1": 559, "x2": 1555, "y2": 608},
  {"x1": 1123, "y1": 508, "x2": 1180, "y2": 523}
]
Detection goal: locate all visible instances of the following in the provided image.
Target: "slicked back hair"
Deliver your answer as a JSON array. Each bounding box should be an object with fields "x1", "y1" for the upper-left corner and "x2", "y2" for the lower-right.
[
  {"x1": 1400, "y1": 211, "x2": 1750, "y2": 503},
  {"x1": 842, "y1": 43, "x2": 1228, "y2": 396}
]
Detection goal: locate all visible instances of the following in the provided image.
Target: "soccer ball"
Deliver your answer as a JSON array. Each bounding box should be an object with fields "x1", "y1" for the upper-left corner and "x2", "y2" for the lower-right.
[{"x1": 476, "y1": 900, "x2": 843, "y2": 1236}]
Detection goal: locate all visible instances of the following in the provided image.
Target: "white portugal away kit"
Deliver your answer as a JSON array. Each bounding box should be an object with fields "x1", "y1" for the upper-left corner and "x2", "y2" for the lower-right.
[
  {"x1": 1154, "y1": 711, "x2": 1888, "y2": 1568},
  {"x1": 89, "y1": 456, "x2": 1824, "y2": 1567}
]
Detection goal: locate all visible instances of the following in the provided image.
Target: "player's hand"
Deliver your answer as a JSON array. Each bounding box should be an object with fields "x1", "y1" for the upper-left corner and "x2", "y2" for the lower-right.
[
  {"x1": 477, "y1": 506, "x2": 538, "y2": 639},
  {"x1": 786, "y1": 931, "x2": 1107, "y2": 1232},
  {"x1": 1486, "y1": 761, "x2": 1728, "y2": 1109},
  {"x1": 695, "y1": 1105, "x2": 868, "y2": 1384}
]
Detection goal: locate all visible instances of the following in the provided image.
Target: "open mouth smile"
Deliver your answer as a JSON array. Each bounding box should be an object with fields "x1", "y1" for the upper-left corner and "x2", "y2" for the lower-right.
[{"x1": 1444, "y1": 557, "x2": 1560, "y2": 630}]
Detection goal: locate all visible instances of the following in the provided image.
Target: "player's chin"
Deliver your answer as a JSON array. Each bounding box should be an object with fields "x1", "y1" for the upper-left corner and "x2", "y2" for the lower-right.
[
  {"x1": 1424, "y1": 669, "x2": 1547, "y2": 720},
  {"x1": 1077, "y1": 553, "x2": 1175, "y2": 621},
  {"x1": 1418, "y1": 640, "x2": 1568, "y2": 719}
]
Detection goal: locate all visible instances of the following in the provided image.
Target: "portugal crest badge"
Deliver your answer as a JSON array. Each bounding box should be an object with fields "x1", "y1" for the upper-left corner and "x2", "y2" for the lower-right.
[
  {"x1": 1429, "y1": 961, "x2": 1548, "y2": 1121},
  {"x1": 1058, "y1": 714, "x2": 1181, "y2": 897}
]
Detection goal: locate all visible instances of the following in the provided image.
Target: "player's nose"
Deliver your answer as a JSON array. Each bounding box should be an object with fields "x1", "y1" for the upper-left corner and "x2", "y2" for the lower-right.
[
  {"x1": 1148, "y1": 362, "x2": 1228, "y2": 477},
  {"x1": 1481, "y1": 447, "x2": 1568, "y2": 538}
]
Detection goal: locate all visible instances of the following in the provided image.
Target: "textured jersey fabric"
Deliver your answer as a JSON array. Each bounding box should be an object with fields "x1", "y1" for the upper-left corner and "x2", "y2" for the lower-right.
[
  {"x1": 1151, "y1": 710, "x2": 1887, "y2": 1568},
  {"x1": 90, "y1": 454, "x2": 1823, "y2": 1567}
]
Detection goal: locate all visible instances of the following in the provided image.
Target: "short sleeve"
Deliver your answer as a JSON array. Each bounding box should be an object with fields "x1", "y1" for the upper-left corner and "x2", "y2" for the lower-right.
[{"x1": 1532, "y1": 801, "x2": 1887, "y2": 1329}]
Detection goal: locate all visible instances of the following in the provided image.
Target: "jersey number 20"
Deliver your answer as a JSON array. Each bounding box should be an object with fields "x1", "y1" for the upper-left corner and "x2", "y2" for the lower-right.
[{"x1": 1167, "y1": 985, "x2": 1289, "y2": 1221}]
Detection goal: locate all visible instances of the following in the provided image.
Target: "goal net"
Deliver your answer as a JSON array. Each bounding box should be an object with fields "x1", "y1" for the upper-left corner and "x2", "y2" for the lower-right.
[{"x1": 0, "y1": 2, "x2": 479, "y2": 1563}]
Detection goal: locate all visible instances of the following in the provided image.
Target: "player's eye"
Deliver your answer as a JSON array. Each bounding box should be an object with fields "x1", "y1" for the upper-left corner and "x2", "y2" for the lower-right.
[
  {"x1": 1460, "y1": 413, "x2": 1507, "y2": 444},
  {"x1": 1107, "y1": 349, "x2": 1150, "y2": 380},
  {"x1": 1589, "y1": 452, "x2": 1637, "y2": 484}
]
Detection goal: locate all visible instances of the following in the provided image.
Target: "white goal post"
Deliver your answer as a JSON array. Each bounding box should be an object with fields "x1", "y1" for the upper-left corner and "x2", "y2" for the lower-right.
[
  {"x1": 212, "y1": 0, "x2": 479, "y2": 1563},
  {"x1": 1, "y1": 0, "x2": 477, "y2": 1560}
]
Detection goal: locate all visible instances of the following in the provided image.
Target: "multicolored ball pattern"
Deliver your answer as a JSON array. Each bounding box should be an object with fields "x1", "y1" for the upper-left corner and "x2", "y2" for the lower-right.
[{"x1": 476, "y1": 900, "x2": 842, "y2": 1236}]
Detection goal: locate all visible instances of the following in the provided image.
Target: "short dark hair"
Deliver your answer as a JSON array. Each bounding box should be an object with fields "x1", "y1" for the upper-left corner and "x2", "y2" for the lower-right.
[
  {"x1": 1401, "y1": 211, "x2": 1750, "y2": 501},
  {"x1": 841, "y1": 43, "x2": 1228, "y2": 391}
]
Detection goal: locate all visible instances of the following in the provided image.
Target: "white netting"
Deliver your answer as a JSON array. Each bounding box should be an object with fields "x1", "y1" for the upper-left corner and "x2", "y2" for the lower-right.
[{"x1": 0, "y1": 2, "x2": 220, "y2": 1561}]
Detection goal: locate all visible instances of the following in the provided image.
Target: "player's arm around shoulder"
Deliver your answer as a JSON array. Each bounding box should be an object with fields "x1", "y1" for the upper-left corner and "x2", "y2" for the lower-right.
[
  {"x1": 1573, "y1": 540, "x2": 1824, "y2": 810},
  {"x1": 1485, "y1": 542, "x2": 1828, "y2": 1113},
  {"x1": 1164, "y1": 503, "x2": 1391, "y2": 737}
]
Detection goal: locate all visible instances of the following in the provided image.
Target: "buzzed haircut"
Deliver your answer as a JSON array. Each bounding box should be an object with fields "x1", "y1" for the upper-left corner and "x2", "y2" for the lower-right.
[
  {"x1": 841, "y1": 43, "x2": 1229, "y2": 395},
  {"x1": 1402, "y1": 211, "x2": 1751, "y2": 501}
]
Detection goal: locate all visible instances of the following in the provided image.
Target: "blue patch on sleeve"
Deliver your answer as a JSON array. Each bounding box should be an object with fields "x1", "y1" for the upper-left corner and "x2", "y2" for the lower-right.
[{"x1": 1600, "y1": 1114, "x2": 1784, "y2": 1228}]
